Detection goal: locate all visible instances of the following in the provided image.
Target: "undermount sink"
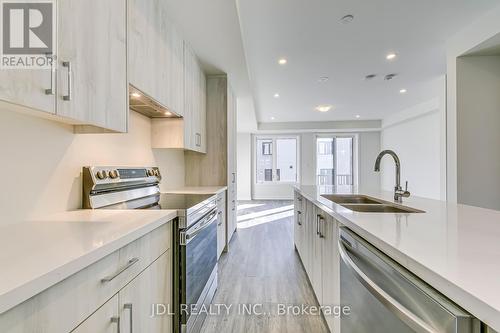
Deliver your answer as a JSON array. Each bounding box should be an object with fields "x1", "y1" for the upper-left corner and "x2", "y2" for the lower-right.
[
  {"x1": 321, "y1": 194, "x2": 383, "y2": 204},
  {"x1": 320, "y1": 194, "x2": 424, "y2": 214},
  {"x1": 341, "y1": 204, "x2": 423, "y2": 213}
]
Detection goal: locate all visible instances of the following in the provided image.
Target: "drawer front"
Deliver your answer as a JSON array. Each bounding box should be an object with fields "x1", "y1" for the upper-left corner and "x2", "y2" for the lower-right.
[
  {"x1": 117, "y1": 222, "x2": 171, "y2": 283},
  {"x1": 0, "y1": 251, "x2": 121, "y2": 333},
  {"x1": 0, "y1": 222, "x2": 172, "y2": 333}
]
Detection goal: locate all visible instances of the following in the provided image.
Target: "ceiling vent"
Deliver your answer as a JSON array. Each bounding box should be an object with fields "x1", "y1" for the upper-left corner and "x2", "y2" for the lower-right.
[
  {"x1": 364, "y1": 74, "x2": 377, "y2": 80},
  {"x1": 384, "y1": 73, "x2": 398, "y2": 81}
]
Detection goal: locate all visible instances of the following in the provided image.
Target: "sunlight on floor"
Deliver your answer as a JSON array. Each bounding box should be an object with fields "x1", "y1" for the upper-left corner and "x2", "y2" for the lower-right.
[
  {"x1": 237, "y1": 205, "x2": 294, "y2": 223},
  {"x1": 237, "y1": 206, "x2": 294, "y2": 229},
  {"x1": 237, "y1": 203, "x2": 266, "y2": 211}
]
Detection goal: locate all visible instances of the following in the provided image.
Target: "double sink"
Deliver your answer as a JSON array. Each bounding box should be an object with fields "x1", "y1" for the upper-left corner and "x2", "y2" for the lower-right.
[{"x1": 321, "y1": 194, "x2": 424, "y2": 213}]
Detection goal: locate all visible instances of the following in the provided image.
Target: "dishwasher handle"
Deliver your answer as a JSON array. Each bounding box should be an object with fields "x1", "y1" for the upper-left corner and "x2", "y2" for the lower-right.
[{"x1": 338, "y1": 239, "x2": 437, "y2": 333}]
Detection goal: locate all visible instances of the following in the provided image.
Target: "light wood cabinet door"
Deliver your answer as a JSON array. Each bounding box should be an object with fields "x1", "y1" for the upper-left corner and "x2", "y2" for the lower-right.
[
  {"x1": 57, "y1": 0, "x2": 127, "y2": 132},
  {"x1": 0, "y1": 66, "x2": 56, "y2": 115},
  {"x1": 217, "y1": 191, "x2": 227, "y2": 259},
  {"x1": 321, "y1": 217, "x2": 340, "y2": 333},
  {"x1": 226, "y1": 84, "x2": 237, "y2": 242},
  {"x1": 119, "y1": 250, "x2": 172, "y2": 333},
  {"x1": 311, "y1": 207, "x2": 324, "y2": 304},
  {"x1": 71, "y1": 295, "x2": 119, "y2": 333},
  {"x1": 128, "y1": 0, "x2": 184, "y2": 116}
]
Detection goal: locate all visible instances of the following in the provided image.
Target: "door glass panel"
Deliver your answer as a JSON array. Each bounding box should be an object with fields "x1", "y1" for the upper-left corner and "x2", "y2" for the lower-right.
[
  {"x1": 276, "y1": 138, "x2": 297, "y2": 182},
  {"x1": 317, "y1": 138, "x2": 335, "y2": 185},
  {"x1": 256, "y1": 139, "x2": 273, "y2": 183},
  {"x1": 336, "y1": 137, "x2": 353, "y2": 185}
]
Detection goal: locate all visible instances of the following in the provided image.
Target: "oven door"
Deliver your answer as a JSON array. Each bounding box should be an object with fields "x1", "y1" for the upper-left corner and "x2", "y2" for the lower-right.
[{"x1": 180, "y1": 209, "x2": 218, "y2": 333}]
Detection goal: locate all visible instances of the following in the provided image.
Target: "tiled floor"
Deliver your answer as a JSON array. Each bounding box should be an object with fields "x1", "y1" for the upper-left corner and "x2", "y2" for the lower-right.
[{"x1": 200, "y1": 200, "x2": 329, "y2": 333}]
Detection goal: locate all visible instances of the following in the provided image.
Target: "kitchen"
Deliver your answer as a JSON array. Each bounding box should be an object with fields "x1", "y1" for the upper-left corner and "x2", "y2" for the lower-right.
[{"x1": 0, "y1": 0, "x2": 500, "y2": 333}]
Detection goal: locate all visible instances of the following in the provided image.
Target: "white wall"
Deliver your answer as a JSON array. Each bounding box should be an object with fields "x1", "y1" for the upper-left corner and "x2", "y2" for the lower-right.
[
  {"x1": 446, "y1": 4, "x2": 500, "y2": 203},
  {"x1": 380, "y1": 77, "x2": 447, "y2": 200},
  {"x1": 358, "y1": 132, "x2": 381, "y2": 193},
  {"x1": 0, "y1": 109, "x2": 185, "y2": 225},
  {"x1": 456, "y1": 56, "x2": 500, "y2": 210},
  {"x1": 236, "y1": 133, "x2": 252, "y2": 200}
]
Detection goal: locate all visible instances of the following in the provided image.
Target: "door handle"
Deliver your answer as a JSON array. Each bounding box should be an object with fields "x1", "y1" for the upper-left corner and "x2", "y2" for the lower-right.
[
  {"x1": 45, "y1": 53, "x2": 55, "y2": 95},
  {"x1": 62, "y1": 61, "x2": 72, "y2": 101},
  {"x1": 111, "y1": 316, "x2": 120, "y2": 333},
  {"x1": 124, "y1": 303, "x2": 133, "y2": 333}
]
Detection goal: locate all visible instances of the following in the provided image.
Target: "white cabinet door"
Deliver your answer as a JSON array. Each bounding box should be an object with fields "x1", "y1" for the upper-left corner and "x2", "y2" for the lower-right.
[
  {"x1": 128, "y1": 0, "x2": 184, "y2": 116},
  {"x1": 198, "y1": 69, "x2": 207, "y2": 153},
  {"x1": 321, "y1": 217, "x2": 340, "y2": 333},
  {"x1": 71, "y1": 295, "x2": 119, "y2": 333},
  {"x1": 119, "y1": 250, "x2": 172, "y2": 333},
  {"x1": 57, "y1": 0, "x2": 127, "y2": 132}
]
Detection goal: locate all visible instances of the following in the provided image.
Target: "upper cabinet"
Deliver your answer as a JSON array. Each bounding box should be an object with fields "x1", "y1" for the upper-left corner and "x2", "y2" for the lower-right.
[
  {"x1": 151, "y1": 42, "x2": 207, "y2": 154},
  {"x1": 58, "y1": 0, "x2": 128, "y2": 133},
  {"x1": 0, "y1": 0, "x2": 128, "y2": 133},
  {"x1": 128, "y1": 0, "x2": 184, "y2": 116}
]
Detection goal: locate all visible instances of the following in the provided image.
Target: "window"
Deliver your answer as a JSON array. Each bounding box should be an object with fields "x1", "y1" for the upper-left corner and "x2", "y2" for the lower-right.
[
  {"x1": 316, "y1": 136, "x2": 354, "y2": 186},
  {"x1": 256, "y1": 136, "x2": 298, "y2": 183}
]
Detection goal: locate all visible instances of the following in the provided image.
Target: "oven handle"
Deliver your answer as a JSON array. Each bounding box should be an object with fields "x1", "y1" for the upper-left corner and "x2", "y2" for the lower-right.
[
  {"x1": 185, "y1": 209, "x2": 218, "y2": 244},
  {"x1": 338, "y1": 239, "x2": 437, "y2": 333}
]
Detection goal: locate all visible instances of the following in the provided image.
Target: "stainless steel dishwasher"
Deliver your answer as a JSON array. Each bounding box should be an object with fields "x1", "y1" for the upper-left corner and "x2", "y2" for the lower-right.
[{"x1": 338, "y1": 227, "x2": 481, "y2": 333}]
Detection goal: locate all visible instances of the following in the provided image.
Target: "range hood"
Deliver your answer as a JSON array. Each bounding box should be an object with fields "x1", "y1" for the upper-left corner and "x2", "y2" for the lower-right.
[{"x1": 129, "y1": 85, "x2": 181, "y2": 118}]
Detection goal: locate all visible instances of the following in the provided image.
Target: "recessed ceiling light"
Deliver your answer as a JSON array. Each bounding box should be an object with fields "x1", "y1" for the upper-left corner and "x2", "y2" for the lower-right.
[
  {"x1": 271, "y1": 116, "x2": 275, "y2": 120},
  {"x1": 356, "y1": 115, "x2": 360, "y2": 119},
  {"x1": 315, "y1": 105, "x2": 333, "y2": 112},
  {"x1": 318, "y1": 76, "x2": 329, "y2": 83},
  {"x1": 165, "y1": 111, "x2": 172, "y2": 116},
  {"x1": 340, "y1": 14, "x2": 354, "y2": 24},
  {"x1": 131, "y1": 92, "x2": 141, "y2": 98},
  {"x1": 278, "y1": 58, "x2": 287, "y2": 65},
  {"x1": 274, "y1": 93, "x2": 280, "y2": 98},
  {"x1": 399, "y1": 89, "x2": 407, "y2": 94},
  {"x1": 386, "y1": 52, "x2": 397, "y2": 60}
]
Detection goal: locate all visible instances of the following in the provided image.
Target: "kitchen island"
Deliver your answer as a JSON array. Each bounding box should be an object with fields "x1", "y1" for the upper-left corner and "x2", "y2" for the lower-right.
[{"x1": 294, "y1": 184, "x2": 500, "y2": 332}]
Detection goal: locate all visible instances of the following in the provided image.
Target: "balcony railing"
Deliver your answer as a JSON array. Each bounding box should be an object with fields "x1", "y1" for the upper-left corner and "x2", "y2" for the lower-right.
[{"x1": 317, "y1": 174, "x2": 352, "y2": 186}]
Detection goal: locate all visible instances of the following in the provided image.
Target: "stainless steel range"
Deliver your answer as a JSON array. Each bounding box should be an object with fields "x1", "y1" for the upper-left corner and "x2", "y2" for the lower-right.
[{"x1": 83, "y1": 166, "x2": 218, "y2": 333}]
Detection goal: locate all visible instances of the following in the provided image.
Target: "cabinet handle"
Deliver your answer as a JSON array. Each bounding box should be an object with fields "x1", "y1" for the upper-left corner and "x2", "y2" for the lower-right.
[
  {"x1": 217, "y1": 211, "x2": 223, "y2": 226},
  {"x1": 232, "y1": 172, "x2": 236, "y2": 184},
  {"x1": 195, "y1": 133, "x2": 201, "y2": 147},
  {"x1": 297, "y1": 211, "x2": 302, "y2": 226},
  {"x1": 316, "y1": 214, "x2": 324, "y2": 238},
  {"x1": 101, "y1": 258, "x2": 139, "y2": 283},
  {"x1": 44, "y1": 54, "x2": 55, "y2": 95},
  {"x1": 319, "y1": 216, "x2": 325, "y2": 238},
  {"x1": 62, "y1": 61, "x2": 72, "y2": 101},
  {"x1": 111, "y1": 316, "x2": 120, "y2": 333},
  {"x1": 124, "y1": 303, "x2": 133, "y2": 333},
  {"x1": 316, "y1": 215, "x2": 320, "y2": 235}
]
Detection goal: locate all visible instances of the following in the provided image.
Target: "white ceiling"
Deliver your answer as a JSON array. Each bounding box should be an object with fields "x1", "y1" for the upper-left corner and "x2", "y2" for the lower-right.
[{"x1": 236, "y1": 0, "x2": 500, "y2": 123}]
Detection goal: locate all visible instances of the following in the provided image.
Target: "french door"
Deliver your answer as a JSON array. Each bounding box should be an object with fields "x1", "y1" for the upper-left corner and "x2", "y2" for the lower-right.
[
  {"x1": 316, "y1": 136, "x2": 354, "y2": 186},
  {"x1": 255, "y1": 136, "x2": 298, "y2": 183}
]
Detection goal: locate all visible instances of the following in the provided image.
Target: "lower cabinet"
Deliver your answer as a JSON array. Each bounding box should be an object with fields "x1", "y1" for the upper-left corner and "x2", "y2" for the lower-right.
[
  {"x1": 0, "y1": 223, "x2": 173, "y2": 333},
  {"x1": 119, "y1": 250, "x2": 172, "y2": 333},
  {"x1": 217, "y1": 191, "x2": 227, "y2": 259},
  {"x1": 72, "y1": 296, "x2": 120, "y2": 333},
  {"x1": 294, "y1": 191, "x2": 340, "y2": 333}
]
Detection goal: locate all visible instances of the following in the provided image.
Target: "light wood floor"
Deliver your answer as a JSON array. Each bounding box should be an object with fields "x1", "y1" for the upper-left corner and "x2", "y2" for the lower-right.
[{"x1": 200, "y1": 200, "x2": 329, "y2": 333}]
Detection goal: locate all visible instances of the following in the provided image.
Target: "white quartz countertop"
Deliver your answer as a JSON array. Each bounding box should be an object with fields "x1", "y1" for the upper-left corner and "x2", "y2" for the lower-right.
[
  {"x1": 0, "y1": 209, "x2": 177, "y2": 314},
  {"x1": 164, "y1": 186, "x2": 227, "y2": 195},
  {"x1": 294, "y1": 185, "x2": 500, "y2": 331}
]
